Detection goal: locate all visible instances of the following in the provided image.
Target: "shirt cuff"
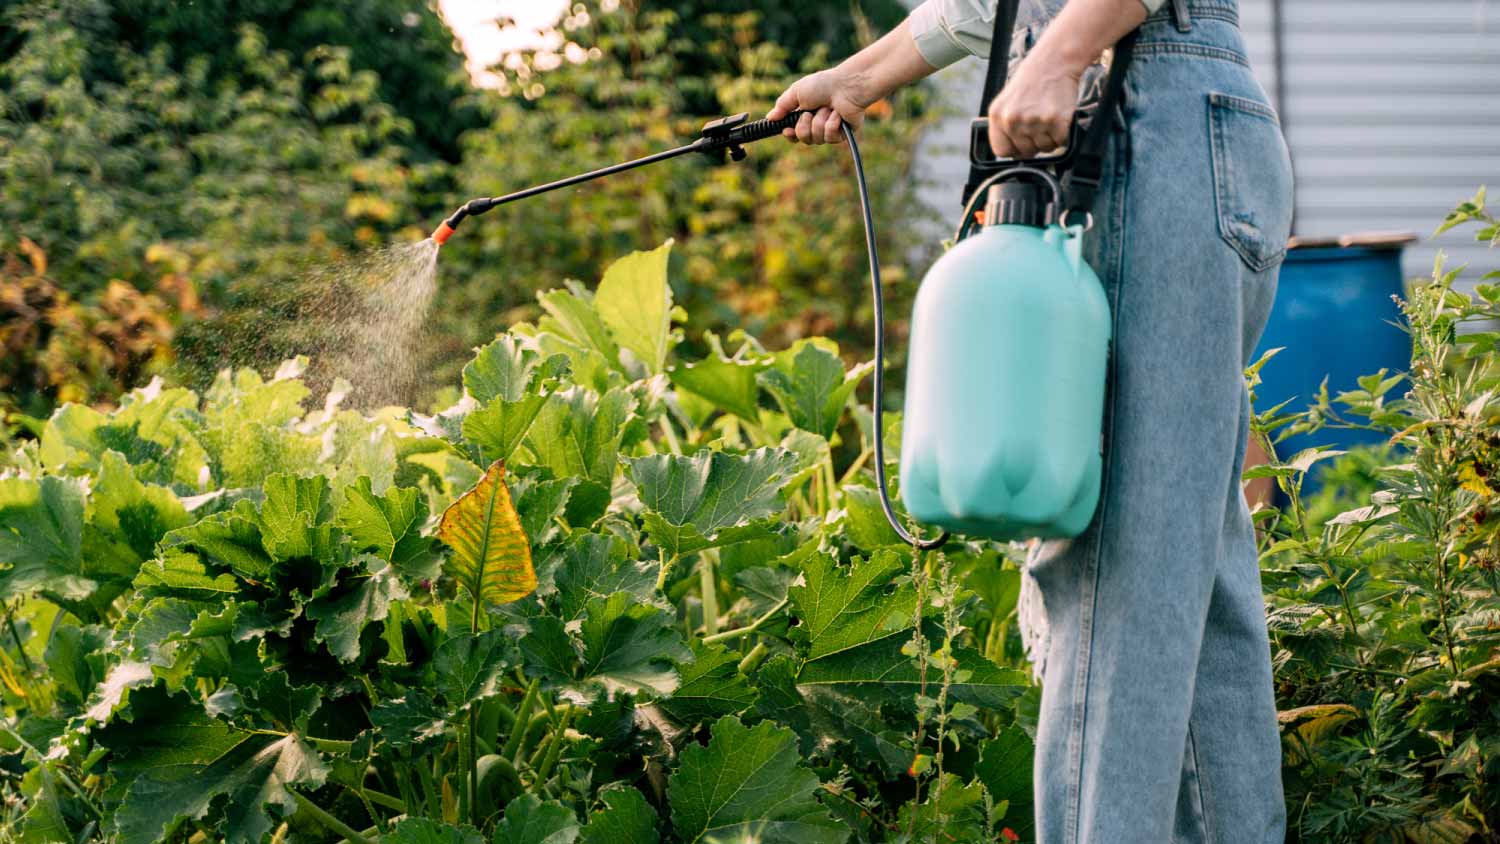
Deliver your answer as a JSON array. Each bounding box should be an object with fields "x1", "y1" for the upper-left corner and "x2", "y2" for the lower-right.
[
  {"x1": 1140, "y1": 0, "x2": 1167, "y2": 10},
  {"x1": 908, "y1": 0, "x2": 988, "y2": 70}
]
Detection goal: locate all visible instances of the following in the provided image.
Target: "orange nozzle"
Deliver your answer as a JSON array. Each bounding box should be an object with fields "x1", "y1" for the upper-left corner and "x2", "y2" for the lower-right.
[{"x1": 431, "y1": 221, "x2": 456, "y2": 245}]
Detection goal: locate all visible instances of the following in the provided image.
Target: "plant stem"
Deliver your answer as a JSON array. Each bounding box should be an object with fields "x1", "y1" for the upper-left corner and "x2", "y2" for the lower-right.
[
  {"x1": 504, "y1": 679, "x2": 540, "y2": 764},
  {"x1": 737, "y1": 642, "x2": 769, "y2": 675},
  {"x1": 357, "y1": 786, "x2": 406, "y2": 813},
  {"x1": 535, "y1": 707, "x2": 577, "y2": 782},
  {"x1": 656, "y1": 551, "x2": 679, "y2": 591},
  {"x1": 291, "y1": 789, "x2": 375, "y2": 844},
  {"x1": 4, "y1": 603, "x2": 33, "y2": 674},
  {"x1": 468, "y1": 707, "x2": 479, "y2": 827},
  {"x1": 700, "y1": 554, "x2": 720, "y2": 637},
  {"x1": 250, "y1": 730, "x2": 353, "y2": 754},
  {"x1": 702, "y1": 596, "x2": 789, "y2": 644}
]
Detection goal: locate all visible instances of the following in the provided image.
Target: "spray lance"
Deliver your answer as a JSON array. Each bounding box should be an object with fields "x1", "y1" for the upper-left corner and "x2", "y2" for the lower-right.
[{"x1": 432, "y1": 5, "x2": 1133, "y2": 549}]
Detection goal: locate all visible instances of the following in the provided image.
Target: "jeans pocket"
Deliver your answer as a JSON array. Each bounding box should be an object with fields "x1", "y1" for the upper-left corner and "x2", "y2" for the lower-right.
[{"x1": 1208, "y1": 92, "x2": 1294, "y2": 273}]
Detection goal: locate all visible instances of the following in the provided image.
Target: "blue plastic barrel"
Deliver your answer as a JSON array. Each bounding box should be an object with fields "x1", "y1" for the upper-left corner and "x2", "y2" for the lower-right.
[{"x1": 1251, "y1": 233, "x2": 1415, "y2": 488}]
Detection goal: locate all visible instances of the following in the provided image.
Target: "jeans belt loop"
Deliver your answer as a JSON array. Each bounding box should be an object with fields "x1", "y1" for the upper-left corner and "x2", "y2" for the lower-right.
[{"x1": 1170, "y1": 0, "x2": 1193, "y2": 32}]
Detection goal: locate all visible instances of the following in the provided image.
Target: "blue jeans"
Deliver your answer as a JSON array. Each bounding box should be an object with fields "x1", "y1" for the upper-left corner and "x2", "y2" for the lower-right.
[{"x1": 1020, "y1": 2, "x2": 1293, "y2": 842}]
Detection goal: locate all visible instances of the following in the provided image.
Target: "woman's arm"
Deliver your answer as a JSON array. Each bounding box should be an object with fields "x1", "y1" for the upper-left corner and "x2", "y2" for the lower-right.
[
  {"x1": 766, "y1": 20, "x2": 938, "y2": 145},
  {"x1": 770, "y1": 0, "x2": 1151, "y2": 152}
]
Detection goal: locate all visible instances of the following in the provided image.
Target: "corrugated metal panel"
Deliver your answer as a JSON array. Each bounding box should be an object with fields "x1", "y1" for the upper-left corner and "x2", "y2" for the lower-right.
[
  {"x1": 1239, "y1": 0, "x2": 1500, "y2": 283},
  {"x1": 909, "y1": 0, "x2": 1500, "y2": 284}
]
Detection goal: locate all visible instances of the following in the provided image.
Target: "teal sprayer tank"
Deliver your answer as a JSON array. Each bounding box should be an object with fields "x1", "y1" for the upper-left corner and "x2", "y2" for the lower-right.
[{"x1": 901, "y1": 172, "x2": 1111, "y2": 541}]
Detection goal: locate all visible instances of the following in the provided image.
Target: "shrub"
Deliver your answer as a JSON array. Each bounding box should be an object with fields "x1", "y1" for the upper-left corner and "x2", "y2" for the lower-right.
[{"x1": 1251, "y1": 190, "x2": 1500, "y2": 841}]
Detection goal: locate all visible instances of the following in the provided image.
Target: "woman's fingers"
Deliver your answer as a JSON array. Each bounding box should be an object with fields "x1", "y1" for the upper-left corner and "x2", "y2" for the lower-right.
[
  {"x1": 825, "y1": 110, "x2": 844, "y2": 144},
  {"x1": 808, "y1": 108, "x2": 833, "y2": 145},
  {"x1": 795, "y1": 110, "x2": 816, "y2": 144}
]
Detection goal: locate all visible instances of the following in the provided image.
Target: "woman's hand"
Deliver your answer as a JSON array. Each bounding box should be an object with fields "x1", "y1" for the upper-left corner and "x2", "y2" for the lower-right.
[
  {"x1": 986, "y1": 54, "x2": 1082, "y2": 160},
  {"x1": 767, "y1": 19, "x2": 936, "y2": 146},
  {"x1": 988, "y1": 0, "x2": 1147, "y2": 159},
  {"x1": 767, "y1": 66, "x2": 879, "y2": 145}
]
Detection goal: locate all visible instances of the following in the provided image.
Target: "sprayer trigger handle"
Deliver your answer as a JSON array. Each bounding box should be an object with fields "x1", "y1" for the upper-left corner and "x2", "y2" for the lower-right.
[{"x1": 701, "y1": 113, "x2": 749, "y2": 137}]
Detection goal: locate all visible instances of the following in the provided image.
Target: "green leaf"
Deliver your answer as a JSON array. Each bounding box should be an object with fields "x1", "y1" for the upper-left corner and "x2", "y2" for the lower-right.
[
  {"x1": 44, "y1": 624, "x2": 112, "y2": 706},
  {"x1": 113, "y1": 733, "x2": 327, "y2": 844},
  {"x1": 655, "y1": 642, "x2": 757, "y2": 726},
  {"x1": 370, "y1": 692, "x2": 450, "y2": 750},
  {"x1": 162, "y1": 502, "x2": 272, "y2": 580},
  {"x1": 464, "y1": 395, "x2": 552, "y2": 465},
  {"x1": 790, "y1": 552, "x2": 1026, "y2": 708},
  {"x1": 668, "y1": 716, "x2": 845, "y2": 844},
  {"x1": 975, "y1": 726, "x2": 1035, "y2": 840},
  {"x1": 86, "y1": 451, "x2": 190, "y2": 564},
  {"x1": 594, "y1": 241, "x2": 674, "y2": 374},
  {"x1": 894, "y1": 774, "x2": 986, "y2": 844},
  {"x1": 623, "y1": 447, "x2": 800, "y2": 558},
  {"x1": 464, "y1": 335, "x2": 570, "y2": 405},
  {"x1": 433, "y1": 629, "x2": 516, "y2": 709},
  {"x1": 527, "y1": 387, "x2": 637, "y2": 487},
  {"x1": 305, "y1": 556, "x2": 409, "y2": 662},
  {"x1": 757, "y1": 342, "x2": 872, "y2": 438},
  {"x1": 670, "y1": 355, "x2": 768, "y2": 422},
  {"x1": 581, "y1": 786, "x2": 658, "y2": 844},
  {"x1": 553, "y1": 534, "x2": 658, "y2": 623},
  {"x1": 387, "y1": 818, "x2": 484, "y2": 844},
  {"x1": 537, "y1": 283, "x2": 621, "y2": 375},
  {"x1": 257, "y1": 473, "x2": 336, "y2": 562},
  {"x1": 0, "y1": 476, "x2": 90, "y2": 600},
  {"x1": 524, "y1": 593, "x2": 687, "y2": 704},
  {"x1": 84, "y1": 660, "x2": 154, "y2": 723},
  {"x1": 840, "y1": 485, "x2": 904, "y2": 550},
  {"x1": 492, "y1": 793, "x2": 580, "y2": 844},
  {"x1": 438, "y1": 460, "x2": 536, "y2": 608},
  {"x1": 788, "y1": 551, "x2": 913, "y2": 662},
  {"x1": 134, "y1": 550, "x2": 240, "y2": 600},
  {"x1": 337, "y1": 476, "x2": 431, "y2": 566}
]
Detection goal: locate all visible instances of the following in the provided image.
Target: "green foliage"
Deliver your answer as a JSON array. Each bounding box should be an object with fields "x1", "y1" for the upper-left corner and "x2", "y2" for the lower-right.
[
  {"x1": 0, "y1": 0, "x2": 935, "y2": 421},
  {"x1": 0, "y1": 245, "x2": 1036, "y2": 843},
  {"x1": 1250, "y1": 191, "x2": 1500, "y2": 841}
]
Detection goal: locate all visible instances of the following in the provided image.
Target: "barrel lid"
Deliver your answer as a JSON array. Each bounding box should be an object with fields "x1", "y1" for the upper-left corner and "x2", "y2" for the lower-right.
[{"x1": 1288, "y1": 231, "x2": 1418, "y2": 251}]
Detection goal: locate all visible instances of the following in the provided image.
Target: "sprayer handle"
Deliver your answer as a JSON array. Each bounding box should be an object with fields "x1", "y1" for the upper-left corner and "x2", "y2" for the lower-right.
[{"x1": 698, "y1": 110, "x2": 809, "y2": 156}]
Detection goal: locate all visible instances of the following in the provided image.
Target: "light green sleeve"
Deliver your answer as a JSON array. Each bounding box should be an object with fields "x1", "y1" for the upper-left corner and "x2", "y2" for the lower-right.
[{"x1": 908, "y1": 0, "x2": 1167, "y2": 70}]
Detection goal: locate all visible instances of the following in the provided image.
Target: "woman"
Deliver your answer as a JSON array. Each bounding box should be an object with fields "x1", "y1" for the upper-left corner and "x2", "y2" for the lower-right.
[{"x1": 768, "y1": 1, "x2": 1293, "y2": 841}]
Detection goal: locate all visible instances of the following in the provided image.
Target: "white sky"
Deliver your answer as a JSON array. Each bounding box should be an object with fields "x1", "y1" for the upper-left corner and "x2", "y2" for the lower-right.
[{"x1": 438, "y1": 0, "x2": 574, "y2": 89}]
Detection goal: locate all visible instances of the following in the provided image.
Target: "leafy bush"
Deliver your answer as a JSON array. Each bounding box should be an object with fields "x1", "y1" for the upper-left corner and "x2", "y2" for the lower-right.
[
  {"x1": 1, "y1": 0, "x2": 937, "y2": 418},
  {"x1": 0, "y1": 243, "x2": 1037, "y2": 842},
  {"x1": 1251, "y1": 191, "x2": 1500, "y2": 842}
]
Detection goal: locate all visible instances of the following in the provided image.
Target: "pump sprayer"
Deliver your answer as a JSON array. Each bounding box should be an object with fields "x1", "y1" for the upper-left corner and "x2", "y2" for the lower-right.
[{"x1": 430, "y1": 5, "x2": 1132, "y2": 550}]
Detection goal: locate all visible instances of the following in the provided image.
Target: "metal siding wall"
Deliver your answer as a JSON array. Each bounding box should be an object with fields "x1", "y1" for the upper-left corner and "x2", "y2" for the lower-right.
[
  {"x1": 1239, "y1": 0, "x2": 1500, "y2": 283},
  {"x1": 910, "y1": 0, "x2": 1500, "y2": 283}
]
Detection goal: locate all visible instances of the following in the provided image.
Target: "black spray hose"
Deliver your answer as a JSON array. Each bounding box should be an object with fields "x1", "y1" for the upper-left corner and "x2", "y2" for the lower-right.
[
  {"x1": 431, "y1": 112, "x2": 947, "y2": 551},
  {"x1": 842, "y1": 122, "x2": 949, "y2": 551}
]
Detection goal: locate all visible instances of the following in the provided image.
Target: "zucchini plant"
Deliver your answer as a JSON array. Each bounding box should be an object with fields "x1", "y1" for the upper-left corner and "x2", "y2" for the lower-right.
[{"x1": 0, "y1": 242, "x2": 1037, "y2": 842}]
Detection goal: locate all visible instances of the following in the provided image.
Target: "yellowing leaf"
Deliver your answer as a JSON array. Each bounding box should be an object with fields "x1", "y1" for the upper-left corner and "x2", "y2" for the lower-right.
[
  {"x1": 1458, "y1": 461, "x2": 1494, "y2": 497},
  {"x1": 437, "y1": 461, "x2": 535, "y2": 607}
]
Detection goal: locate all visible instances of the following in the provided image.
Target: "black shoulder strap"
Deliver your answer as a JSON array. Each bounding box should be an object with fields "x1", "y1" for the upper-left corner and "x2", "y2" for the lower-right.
[
  {"x1": 977, "y1": 0, "x2": 1019, "y2": 119},
  {"x1": 961, "y1": 0, "x2": 1019, "y2": 206},
  {"x1": 1060, "y1": 30, "x2": 1137, "y2": 217}
]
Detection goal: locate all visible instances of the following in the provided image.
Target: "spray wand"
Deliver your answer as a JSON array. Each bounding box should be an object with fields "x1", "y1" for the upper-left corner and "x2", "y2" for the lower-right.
[{"x1": 431, "y1": 111, "x2": 948, "y2": 551}]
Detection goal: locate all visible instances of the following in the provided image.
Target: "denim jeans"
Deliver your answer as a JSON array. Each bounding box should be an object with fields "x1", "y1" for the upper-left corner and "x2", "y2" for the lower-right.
[{"x1": 1018, "y1": 1, "x2": 1294, "y2": 842}]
